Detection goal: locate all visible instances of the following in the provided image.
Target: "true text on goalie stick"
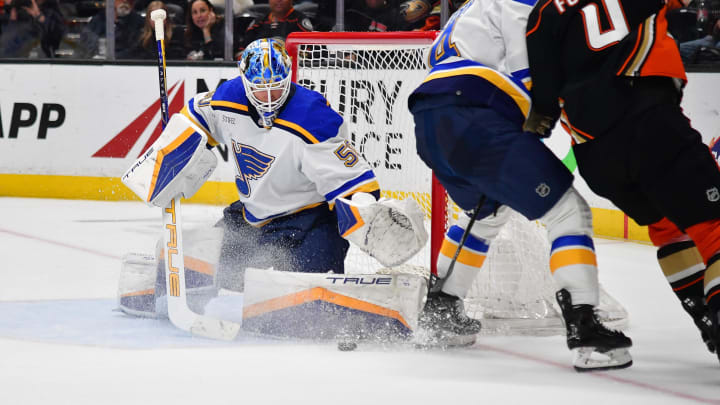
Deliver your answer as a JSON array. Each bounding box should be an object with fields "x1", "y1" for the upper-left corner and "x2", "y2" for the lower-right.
[{"x1": 151, "y1": 9, "x2": 240, "y2": 340}]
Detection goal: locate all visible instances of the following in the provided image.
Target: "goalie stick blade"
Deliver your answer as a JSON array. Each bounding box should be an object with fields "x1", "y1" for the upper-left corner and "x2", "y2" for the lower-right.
[
  {"x1": 189, "y1": 316, "x2": 241, "y2": 341},
  {"x1": 573, "y1": 347, "x2": 633, "y2": 372}
]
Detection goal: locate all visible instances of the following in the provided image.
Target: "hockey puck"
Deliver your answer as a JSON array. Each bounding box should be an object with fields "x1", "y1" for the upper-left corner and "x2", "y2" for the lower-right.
[{"x1": 337, "y1": 341, "x2": 357, "y2": 351}]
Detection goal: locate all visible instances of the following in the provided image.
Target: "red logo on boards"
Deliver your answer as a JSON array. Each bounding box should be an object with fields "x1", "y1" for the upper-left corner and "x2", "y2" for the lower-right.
[{"x1": 92, "y1": 81, "x2": 185, "y2": 158}]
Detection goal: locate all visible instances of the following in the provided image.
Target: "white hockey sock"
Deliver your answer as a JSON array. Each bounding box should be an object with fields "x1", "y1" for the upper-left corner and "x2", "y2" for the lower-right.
[
  {"x1": 438, "y1": 225, "x2": 490, "y2": 299},
  {"x1": 541, "y1": 188, "x2": 599, "y2": 306},
  {"x1": 439, "y1": 206, "x2": 511, "y2": 299}
]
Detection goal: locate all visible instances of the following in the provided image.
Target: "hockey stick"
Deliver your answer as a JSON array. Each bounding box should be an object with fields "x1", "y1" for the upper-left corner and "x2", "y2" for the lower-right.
[
  {"x1": 428, "y1": 195, "x2": 486, "y2": 295},
  {"x1": 151, "y1": 10, "x2": 240, "y2": 341}
]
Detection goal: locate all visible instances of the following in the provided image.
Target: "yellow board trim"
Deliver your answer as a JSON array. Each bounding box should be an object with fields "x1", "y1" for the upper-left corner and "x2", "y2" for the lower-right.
[{"x1": 0, "y1": 174, "x2": 652, "y2": 243}]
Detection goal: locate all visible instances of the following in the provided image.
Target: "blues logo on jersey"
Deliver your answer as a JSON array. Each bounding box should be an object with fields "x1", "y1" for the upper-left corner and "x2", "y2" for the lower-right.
[{"x1": 232, "y1": 140, "x2": 275, "y2": 196}]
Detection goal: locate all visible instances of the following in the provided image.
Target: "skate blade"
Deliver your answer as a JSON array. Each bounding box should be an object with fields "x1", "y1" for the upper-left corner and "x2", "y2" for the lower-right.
[{"x1": 573, "y1": 347, "x2": 633, "y2": 372}]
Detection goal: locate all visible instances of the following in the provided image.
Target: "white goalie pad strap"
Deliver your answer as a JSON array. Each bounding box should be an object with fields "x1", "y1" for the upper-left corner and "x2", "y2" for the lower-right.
[
  {"x1": 336, "y1": 193, "x2": 429, "y2": 267},
  {"x1": 121, "y1": 114, "x2": 217, "y2": 207},
  {"x1": 242, "y1": 268, "x2": 427, "y2": 337}
]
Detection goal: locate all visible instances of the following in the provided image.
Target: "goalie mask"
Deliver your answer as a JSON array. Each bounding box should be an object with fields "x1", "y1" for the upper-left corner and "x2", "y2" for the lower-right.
[{"x1": 238, "y1": 38, "x2": 293, "y2": 128}]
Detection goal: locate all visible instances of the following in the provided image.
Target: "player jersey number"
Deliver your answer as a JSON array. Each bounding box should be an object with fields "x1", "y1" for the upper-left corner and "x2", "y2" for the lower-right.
[
  {"x1": 581, "y1": 0, "x2": 629, "y2": 50},
  {"x1": 334, "y1": 141, "x2": 359, "y2": 167},
  {"x1": 427, "y1": 0, "x2": 473, "y2": 67}
]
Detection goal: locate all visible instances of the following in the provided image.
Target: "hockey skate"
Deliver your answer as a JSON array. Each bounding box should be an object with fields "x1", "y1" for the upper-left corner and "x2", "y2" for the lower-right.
[
  {"x1": 416, "y1": 292, "x2": 482, "y2": 348},
  {"x1": 556, "y1": 289, "x2": 633, "y2": 372},
  {"x1": 681, "y1": 297, "x2": 716, "y2": 353}
]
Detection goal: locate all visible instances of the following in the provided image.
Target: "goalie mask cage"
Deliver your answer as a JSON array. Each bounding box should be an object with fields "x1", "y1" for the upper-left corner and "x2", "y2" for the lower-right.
[{"x1": 286, "y1": 32, "x2": 628, "y2": 335}]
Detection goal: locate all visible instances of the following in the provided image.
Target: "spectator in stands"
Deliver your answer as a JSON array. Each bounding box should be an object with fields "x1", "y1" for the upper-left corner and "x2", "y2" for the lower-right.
[
  {"x1": 134, "y1": 0, "x2": 187, "y2": 18},
  {"x1": 679, "y1": 0, "x2": 720, "y2": 64},
  {"x1": 414, "y1": 0, "x2": 458, "y2": 31},
  {"x1": 238, "y1": 0, "x2": 312, "y2": 52},
  {"x1": 125, "y1": 0, "x2": 185, "y2": 59},
  {"x1": 0, "y1": 0, "x2": 65, "y2": 57},
  {"x1": 344, "y1": 0, "x2": 429, "y2": 32},
  {"x1": 79, "y1": 0, "x2": 144, "y2": 58},
  {"x1": 184, "y1": 0, "x2": 225, "y2": 60}
]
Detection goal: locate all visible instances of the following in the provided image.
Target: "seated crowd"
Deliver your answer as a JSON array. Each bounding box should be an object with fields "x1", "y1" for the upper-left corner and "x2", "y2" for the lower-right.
[
  {"x1": 1, "y1": 0, "x2": 718, "y2": 65},
  {"x1": 0, "y1": 0, "x2": 455, "y2": 60}
]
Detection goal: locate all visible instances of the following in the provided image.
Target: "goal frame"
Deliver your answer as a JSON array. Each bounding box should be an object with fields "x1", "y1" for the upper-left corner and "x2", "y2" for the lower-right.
[{"x1": 286, "y1": 31, "x2": 447, "y2": 276}]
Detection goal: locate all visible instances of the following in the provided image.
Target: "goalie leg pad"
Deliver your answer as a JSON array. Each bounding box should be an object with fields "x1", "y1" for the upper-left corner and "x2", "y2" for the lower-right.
[
  {"x1": 336, "y1": 193, "x2": 428, "y2": 267},
  {"x1": 117, "y1": 227, "x2": 224, "y2": 317},
  {"x1": 242, "y1": 268, "x2": 427, "y2": 340},
  {"x1": 121, "y1": 114, "x2": 217, "y2": 207}
]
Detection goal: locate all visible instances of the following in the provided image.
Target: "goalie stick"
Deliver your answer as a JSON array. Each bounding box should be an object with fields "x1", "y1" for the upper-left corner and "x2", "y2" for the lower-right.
[{"x1": 151, "y1": 9, "x2": 240, "y2": 341}]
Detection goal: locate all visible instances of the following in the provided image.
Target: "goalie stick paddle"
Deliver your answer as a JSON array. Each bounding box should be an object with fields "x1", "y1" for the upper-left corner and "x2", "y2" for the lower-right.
[
  {"x1": 428, "y1": 195, "x2": 486, "y2": 295},
  {"x1": 151, "y1": 10, "x2": 240, "y2": 341}
]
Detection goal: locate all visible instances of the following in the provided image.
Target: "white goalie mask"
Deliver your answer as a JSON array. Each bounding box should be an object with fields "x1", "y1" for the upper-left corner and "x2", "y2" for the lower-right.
[{"x1": 238, "y1": 38, "x2": 293, "y2": 128}]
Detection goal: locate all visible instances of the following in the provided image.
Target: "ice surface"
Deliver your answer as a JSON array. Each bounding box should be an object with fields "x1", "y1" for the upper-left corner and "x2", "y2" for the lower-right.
[{"x1": 1, "y1": 197, "x2": 719, "y2": 405}]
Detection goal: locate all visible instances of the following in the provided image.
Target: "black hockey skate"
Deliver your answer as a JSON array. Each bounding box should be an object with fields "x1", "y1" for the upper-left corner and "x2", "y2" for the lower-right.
[
  {"x1": 415, "y1": 292, "x2": 481, "y2": 348},
  {"x1": 419, "y1": 292, "x2": 482, "y2": 335},
  {"x1": 556, "y1": 289, "x2": 633, "y2": 372},
  {"x1": 681, "y1": 297, "x2": 716, "y2": 353}
]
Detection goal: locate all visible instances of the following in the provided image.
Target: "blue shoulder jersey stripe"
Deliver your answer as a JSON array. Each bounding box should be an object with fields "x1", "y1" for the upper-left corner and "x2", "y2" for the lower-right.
[
  {"x1": 187, "y1": 98, "x2": 210, "y2": 132},
  {"x1": 324, "y1": 170, "x2": 377, "y2": 202},
  {"x1": 512, "y1": 0, "x2": 537, "y2": 6}
]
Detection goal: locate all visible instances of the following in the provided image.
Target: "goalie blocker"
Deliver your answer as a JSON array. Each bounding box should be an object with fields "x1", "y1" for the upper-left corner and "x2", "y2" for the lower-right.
[{"x1": 121, "y1": 114, "x2": 217, "y2": 208}]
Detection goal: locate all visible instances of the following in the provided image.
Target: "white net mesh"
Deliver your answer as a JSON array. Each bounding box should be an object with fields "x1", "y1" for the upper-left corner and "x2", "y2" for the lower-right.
[{"x1": 289, "y1": 34, "x2": 627, "y2": 335}]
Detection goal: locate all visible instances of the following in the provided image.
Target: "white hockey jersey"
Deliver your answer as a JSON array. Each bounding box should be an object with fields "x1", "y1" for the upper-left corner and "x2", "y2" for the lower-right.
[
  {"x1": 181, "y1": 79, "x2": 379, "y2": 226},
  {"x1": 410, "y1": 0, "x2": 536, "y2": 124}
]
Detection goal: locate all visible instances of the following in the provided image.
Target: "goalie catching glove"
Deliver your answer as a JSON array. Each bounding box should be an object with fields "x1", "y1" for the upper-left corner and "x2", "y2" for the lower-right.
[
  {"x1": 122, "y1": 114, "x2": 217, "y2": 207},
  {"x1": 336, "y1": 192, "x2": 428, "y2": 267}
]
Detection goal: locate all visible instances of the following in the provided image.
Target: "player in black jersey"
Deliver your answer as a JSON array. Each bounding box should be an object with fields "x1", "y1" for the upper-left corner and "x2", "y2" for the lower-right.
[{"x1": 526, "y1": 0, "x2": 720, "y2": 364}]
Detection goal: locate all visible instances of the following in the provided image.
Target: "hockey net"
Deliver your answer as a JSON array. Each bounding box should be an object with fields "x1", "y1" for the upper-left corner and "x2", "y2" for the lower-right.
[{"x1": 286, "y1": 32, "x2": 628, "y2": 335}]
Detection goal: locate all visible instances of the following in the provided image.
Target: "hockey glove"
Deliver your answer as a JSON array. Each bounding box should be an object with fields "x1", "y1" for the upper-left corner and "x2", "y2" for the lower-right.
[
  {"x1": 523, "y1": 108, "x2": 555, "y2": 138},
  {"x1": 336, "y1": 192, "x2": 428, "y2": 267}
]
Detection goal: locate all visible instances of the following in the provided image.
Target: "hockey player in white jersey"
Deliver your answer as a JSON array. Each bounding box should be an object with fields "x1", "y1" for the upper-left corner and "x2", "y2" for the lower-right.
[
  {"x1": 119, "y1": 38, "x2": 428, "y2": 330},
  {"x1": 408, "y1": 0, "x2": 632, "y2": 371}
]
